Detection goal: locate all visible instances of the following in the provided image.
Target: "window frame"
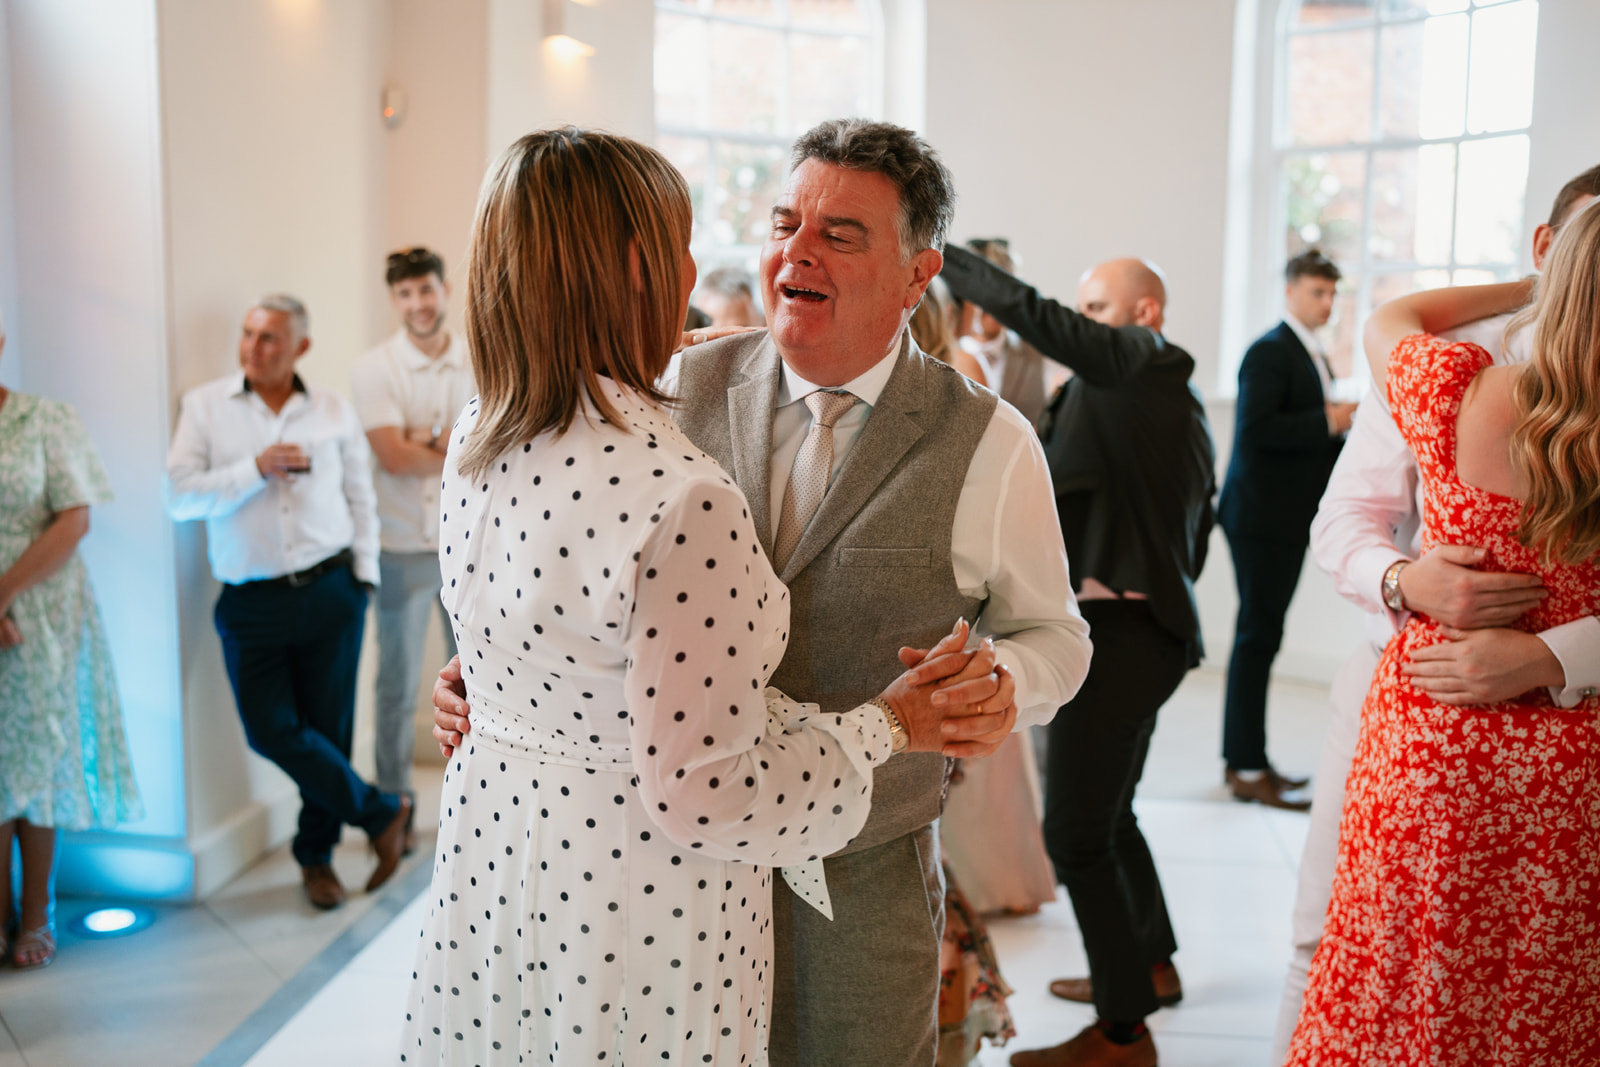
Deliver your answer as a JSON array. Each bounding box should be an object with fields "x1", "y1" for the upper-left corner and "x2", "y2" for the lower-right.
[
  {"x1": 1234, "y1": 0, "x2": 1539, "y2": 388},
  {"x1": 653, "y1": 0, "x2": 886, "y2": 269}
]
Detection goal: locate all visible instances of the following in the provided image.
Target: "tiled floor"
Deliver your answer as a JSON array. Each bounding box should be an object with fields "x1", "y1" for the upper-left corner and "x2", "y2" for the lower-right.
[{"x1": 0, "y1": 668, "x2": 1333, "y2": 1067}]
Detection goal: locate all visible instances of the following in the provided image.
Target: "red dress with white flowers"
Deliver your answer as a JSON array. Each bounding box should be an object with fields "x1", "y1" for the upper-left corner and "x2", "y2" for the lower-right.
[{"x1": 1287, "y1": 334, "x2": 1600, "y2": 1067}]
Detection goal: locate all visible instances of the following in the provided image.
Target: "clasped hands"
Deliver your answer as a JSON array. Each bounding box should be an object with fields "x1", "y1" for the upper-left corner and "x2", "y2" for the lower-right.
[
  {"x1": 1397, "y1": 544, "x2": 1563, "y2": 705},
  {"x1": 431, "y1": 617, "x2": 1019, "y2": 761}
]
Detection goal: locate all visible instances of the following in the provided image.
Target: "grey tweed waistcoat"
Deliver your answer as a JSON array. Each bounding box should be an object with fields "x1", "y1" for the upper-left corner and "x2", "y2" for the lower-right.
[{"x1": 674, "y1": 330, "x2": 997, "y2": 855}]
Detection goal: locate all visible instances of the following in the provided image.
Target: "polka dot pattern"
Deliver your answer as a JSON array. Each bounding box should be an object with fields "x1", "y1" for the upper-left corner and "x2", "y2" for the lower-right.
[{"x1": 401, "y1": 382, "x2": 892, "y2": 1064}]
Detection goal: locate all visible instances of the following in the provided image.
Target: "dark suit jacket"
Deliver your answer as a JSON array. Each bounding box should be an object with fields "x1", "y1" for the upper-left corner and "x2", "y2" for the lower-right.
[
  {"x1": 1217, "y1": 321, "x2": 1342, "y2": 543},
  {"x1": 940, "y1": 245, "x2": 1217, "y2": 665}
]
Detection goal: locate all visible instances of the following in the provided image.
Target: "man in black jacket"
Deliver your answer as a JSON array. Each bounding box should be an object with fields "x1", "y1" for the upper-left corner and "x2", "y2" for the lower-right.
[
  {"x1": 942, "y1": 247, "x2": 1216, "y2": 1067},
  {"x1": 1217, "y1": 250, "x2": 1356, "y2": 810}
]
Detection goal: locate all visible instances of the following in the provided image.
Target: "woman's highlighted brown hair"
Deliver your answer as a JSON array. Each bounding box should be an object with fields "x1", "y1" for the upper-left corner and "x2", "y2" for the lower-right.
[
  {"x1": 457, "y1": 127, "x2": 691, "y2": 479},
  {"x1": 1508, "y1": 198, "x2": 1600, "y2": 563}
]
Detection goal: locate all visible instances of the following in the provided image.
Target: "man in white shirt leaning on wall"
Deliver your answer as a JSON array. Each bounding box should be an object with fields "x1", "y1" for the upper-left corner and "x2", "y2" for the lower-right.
[
  {"x1": 167, "y1": 294, "x2": 410, "y2": 912},
  {"x1": 350, "y1": 248, "x2": 475, "y2": 850},
  {"x1": 1269, "y1": 164, "x2": 1600, "y2": 1065}
]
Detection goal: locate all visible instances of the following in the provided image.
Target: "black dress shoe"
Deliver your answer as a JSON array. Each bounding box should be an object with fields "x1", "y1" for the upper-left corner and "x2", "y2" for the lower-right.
[{"x1": 302, "y1": 864, "x2": 346, "y2": 910}]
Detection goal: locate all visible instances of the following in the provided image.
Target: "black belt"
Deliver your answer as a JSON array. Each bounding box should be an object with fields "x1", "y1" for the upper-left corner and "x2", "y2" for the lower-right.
[{"x1": 254, "y1": 548, "x2": 353, "y2": 588}]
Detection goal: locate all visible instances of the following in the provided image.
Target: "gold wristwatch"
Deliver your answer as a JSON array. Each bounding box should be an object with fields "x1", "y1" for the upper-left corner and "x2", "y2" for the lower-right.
[
  {"x1": 868, "y1": 697, "x2": 909, "y2": 754},
  {"x1": 1382, "y1": 559, "x2": 1410, "y2": 612}
]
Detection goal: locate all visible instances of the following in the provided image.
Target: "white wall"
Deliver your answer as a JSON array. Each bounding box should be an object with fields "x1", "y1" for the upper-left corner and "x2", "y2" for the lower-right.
[
  {"x1": 1521, "y1": 0, "x2": 1600, "y2": 256},
  {"x1": 926, "y1": 0, "x2": 1237, "y2": 394},
  {"x1": 7, "y1": 0, "x2": 191, "y2": 893}
]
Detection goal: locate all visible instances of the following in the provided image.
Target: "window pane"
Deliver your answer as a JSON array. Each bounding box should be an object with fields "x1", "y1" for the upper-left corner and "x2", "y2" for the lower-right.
[
  {"x1": 712, "y1": 0, "x2": 779, "y2": 18},
  {"x1": 708, "y1": 23, "x2": 783, "y2": 133},
  {"x1": 1451, "y1": 267, "x2": 1502, "y2": 285},
  {"x1": 1286, "y1": 29, "x2": 1375, "y2": 145},
  {"x1": 1382, "y1": 0, "x2": 1467, "y2": 15},
  {"x1": 1378, "y1": 14, "x2": 1466, "y2": 139},
  {"x1": 1371, "y1": 143, "x2": 1456, "y2": 263},
  {"x1": 1455, "y1": 133, "x2": 1529, "y2": 264},
  {"x1": 660, "y1": 135, "x2": 711, "y2": 241},
  {"x1": 1293, "y1": 0, "x2": 1376, "y2": 28},
  {"x1": 710, "y1": 141, "x2": 788, "y2": 246},
  {"x1": 1466, "y1": 0, "x2": 1537, "y2": 133},
  {"x1": 788, "y1": 0, "x2": 870, "y2": 31},
  {"x1": 1286, "y1": 152, "x2": 1367, "y2": 268},
  {"x1": 655, "y1": 14, "x2": 708, "y2": 129},
  {"x1": 789, "y1": 33, "x2": 867, "y2": 131}
]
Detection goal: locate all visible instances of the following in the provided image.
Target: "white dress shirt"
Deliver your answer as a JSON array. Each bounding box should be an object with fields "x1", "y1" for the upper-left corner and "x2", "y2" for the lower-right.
[
  {"x1": 1310, "y1": 316, "x2": 1600, "y2": 705},
  {"x1": 1284, "y1": 311, "x2": 1333, "y2": 396},
  {"x1": 350, "y1": 328, "x2": 476, "y2": 554},
  {"x1": 668, "y1": 342, "x2": 1092, "y2": 729},
  {"x1": 166, "y1": 373, "x2": 381, "y2": 586}
]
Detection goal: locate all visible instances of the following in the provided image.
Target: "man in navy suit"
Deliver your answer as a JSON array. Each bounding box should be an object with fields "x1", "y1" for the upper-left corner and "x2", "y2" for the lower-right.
[{"x1": 1218, "y1": 251, "x2": 1357, "y2": 809}]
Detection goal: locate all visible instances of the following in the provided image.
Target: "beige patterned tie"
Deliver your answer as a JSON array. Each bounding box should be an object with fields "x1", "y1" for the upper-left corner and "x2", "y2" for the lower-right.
[{"x1": 773, "y1": 390, "x2": 857, "y2": 571}]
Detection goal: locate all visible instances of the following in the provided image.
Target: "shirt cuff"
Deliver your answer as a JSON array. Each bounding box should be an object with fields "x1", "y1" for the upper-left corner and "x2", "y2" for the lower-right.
[
  {"x1": 1536, "y1": 615, "x2": 1600, "y2": 707},
  {"x1": 1350, "y1": 545, "x2": 1411, "y2": 630},
  {"x1": 232, "y1": 454, "x2": 267, "y2": 493}
]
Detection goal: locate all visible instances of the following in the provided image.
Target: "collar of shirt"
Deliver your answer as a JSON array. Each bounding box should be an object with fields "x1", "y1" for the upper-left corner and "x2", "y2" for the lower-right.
[
  {"x1": 776, "y1": 343, "x2": 898, "y2": 411},
  {"x1": 394, "y1": 327, "x2": 466, "y2": 371},
  {"x1": 234, "y1": 372, "x2": 309, "y2": 397},
  {"x1": 1282, "y1": 312, "x2": 1325, "y2": 362}
]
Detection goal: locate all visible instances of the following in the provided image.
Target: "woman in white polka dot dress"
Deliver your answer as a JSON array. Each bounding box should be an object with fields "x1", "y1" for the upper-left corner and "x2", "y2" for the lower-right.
[{"x1": 400, "y1": 129, "x2": 986, "y2": 1066}]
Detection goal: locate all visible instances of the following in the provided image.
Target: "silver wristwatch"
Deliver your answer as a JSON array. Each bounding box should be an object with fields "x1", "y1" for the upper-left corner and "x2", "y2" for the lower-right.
[
  {"x1": 868, "y1": 698, "x2": 909, "y2": 754},
  {"x1": 1382, "y1": 559, "x2": 1410, "y2": 612}
]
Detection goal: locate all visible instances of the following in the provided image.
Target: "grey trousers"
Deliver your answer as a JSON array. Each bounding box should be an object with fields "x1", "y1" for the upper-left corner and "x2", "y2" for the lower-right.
[
  {"x1": 769, "y1": 823, "x2": 944, "y2": 1067},
  {"x1": 373, "y1": 549, "x2": 455, "y2": 795}
]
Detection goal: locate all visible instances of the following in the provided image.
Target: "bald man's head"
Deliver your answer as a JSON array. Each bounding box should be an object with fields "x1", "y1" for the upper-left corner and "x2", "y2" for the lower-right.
[{"x1": 1077, "y1": 258, "x2": 1167, "y2": 332}]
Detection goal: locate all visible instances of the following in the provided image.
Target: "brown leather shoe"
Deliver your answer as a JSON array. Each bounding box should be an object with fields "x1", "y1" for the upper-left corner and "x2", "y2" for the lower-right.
[
  {"x1": 1010, "y1": 1024, "x2": 1158, "y2": 1067},
  {"x1": 1049, "y1": 964, "x2": 1182, "y2": 1008},
  {"x1": 366, "y1": 794, "x2": 413, "y2": 893},
  {"x1": 302, "y1": 864, "x2": 346, "y2": 910},
  {"x1": 1268, "y1": 765, "x2": 1310, "y2": 791},
  {"x1": 1226, "y1": 769, "x2": 1311, "y2": 811}
]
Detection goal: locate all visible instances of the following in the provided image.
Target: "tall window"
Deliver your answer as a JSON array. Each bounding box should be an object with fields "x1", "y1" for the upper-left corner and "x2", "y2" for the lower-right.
[
  {"x1": 654, "y1": 0, "x2": 883, "y2": 271},
  {"x1": 1276, "y1": 0, "x2": 1538, "y2": 376}
]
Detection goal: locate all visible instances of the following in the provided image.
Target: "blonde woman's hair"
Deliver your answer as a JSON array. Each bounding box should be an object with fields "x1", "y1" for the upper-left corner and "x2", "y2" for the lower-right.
[
  {"x1": 457, "y1": 127, "x2": 691, "y2": 479},
  {"x1": 908, "y1": 276, "x2": 956, "y2": 364},
  {"x1": 1507, "y1": 198, "x2": 1600, "y2": 563}
]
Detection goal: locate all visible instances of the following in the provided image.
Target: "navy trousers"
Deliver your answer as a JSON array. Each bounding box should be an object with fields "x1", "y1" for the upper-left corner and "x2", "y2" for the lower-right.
[
  {"x1": 1044, "y1": 600, "x2": 1187, "y2": 1022},
  {"x1": 214, "y1": 561, "x2": 398, "y2": 868},
  {"x1": 1220, "y1": 531, "x2": 1308, "y2": 771}
]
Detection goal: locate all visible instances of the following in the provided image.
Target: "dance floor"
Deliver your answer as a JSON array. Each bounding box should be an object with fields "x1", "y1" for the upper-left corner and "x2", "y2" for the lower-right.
[{"x1": 0, "y1": 667, "x2": 1330, "y2": 1067}]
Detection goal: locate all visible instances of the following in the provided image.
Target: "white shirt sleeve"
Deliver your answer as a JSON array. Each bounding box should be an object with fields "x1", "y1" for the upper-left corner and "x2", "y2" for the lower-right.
[
  {"x1": 338, "y1": 400, "x2": 382, "y2": 585},
  {"x1": 1309, "y1": 388, "x2": 1417, "y2": 631},
  {"x1": 953, "y1": 402, "x2": 1092, "y2": 729},
  {"x1": 165, "y1": 388, "x2": 269, "y2": 521},
  {"x1": 623, "y1": 474, "x2": 892, "y2": 867}
]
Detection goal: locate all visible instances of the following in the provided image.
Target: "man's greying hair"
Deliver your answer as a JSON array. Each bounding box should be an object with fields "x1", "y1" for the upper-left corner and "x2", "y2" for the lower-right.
[
  {"x1": 1285, "y1": 249, "x2": 1341, "y2": 284},
  {"x1": 699, "y1": 265, "x2": 755, "y2": 299},
  {"x1": 1548, "y1": 164, "x2": 1600, "y2": 230},
  {"x1": 789, "y1": 118, "x2": 956, "y2": 258},
  {"x1": 255, "y1": 293, "x2": 310, "y2": 341}
]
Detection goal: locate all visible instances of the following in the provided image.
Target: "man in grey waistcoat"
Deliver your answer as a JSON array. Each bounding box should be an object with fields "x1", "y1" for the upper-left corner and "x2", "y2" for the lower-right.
[
  {"x1": 435, "y1": 120, "x2": 1091, "y2": 1065},
  {"x1": 680, "y1": 120, "x2": 1089, "y2": 1066}
]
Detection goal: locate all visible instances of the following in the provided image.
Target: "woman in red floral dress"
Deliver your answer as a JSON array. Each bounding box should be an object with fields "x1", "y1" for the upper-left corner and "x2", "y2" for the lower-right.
[{"x1": 1288, "y1": 203, "x2": 1600, "y2": 1067}]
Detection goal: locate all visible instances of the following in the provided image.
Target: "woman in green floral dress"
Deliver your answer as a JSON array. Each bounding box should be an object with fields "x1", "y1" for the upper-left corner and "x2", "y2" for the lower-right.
[{"x1": 0, "y1": 319, "x2": 141, "y2": 969}]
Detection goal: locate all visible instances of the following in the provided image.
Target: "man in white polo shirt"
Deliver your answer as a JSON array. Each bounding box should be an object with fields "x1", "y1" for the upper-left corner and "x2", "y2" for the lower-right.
[{"x1": 350, "y1": 249, "x2": 475, "y2": 839}]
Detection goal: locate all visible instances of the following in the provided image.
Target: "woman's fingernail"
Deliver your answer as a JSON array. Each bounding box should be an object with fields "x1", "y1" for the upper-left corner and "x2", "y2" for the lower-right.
[{"x1": 931, "y1": 691, "x2": 947, "y2": 706}]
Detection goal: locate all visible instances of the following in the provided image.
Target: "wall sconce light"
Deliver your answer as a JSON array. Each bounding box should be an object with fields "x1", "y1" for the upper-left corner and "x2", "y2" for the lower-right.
[
  {"x1": 381, "y1": 85, "x2": 407, "y2": 129},
  {"x1": 544, "y1": 0, "x2": 597, "y2": 60}
]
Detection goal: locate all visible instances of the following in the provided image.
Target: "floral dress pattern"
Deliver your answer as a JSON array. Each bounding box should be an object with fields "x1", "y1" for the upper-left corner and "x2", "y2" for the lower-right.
[
  {"x1": 1287, "y1": 335, "x2": 1600, "y2": 1066},
  {"x1": 0, "y1": 393, "x2": 142, "y2": 829}
]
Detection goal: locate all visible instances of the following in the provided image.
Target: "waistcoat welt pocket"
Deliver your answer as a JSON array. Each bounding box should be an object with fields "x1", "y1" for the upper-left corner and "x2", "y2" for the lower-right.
[{"x1": 838, "y1": 547, "x2": 931, "y2": 568}]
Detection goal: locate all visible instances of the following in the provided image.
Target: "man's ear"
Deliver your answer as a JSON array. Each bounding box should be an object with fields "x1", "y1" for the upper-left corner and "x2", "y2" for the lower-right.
[
  {"x1": 293, "y1": 337, "x2": 312, "y2": 359},
  {"x1": 905, "y1": 247, "x2": 944, "y2": 309},
  {"x1": 1530, "y1": 223, "x2": 1555, "y2": 272},
  {"x1": 1131, "y1": 297, "x2": 1162, "y2": 329}
]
